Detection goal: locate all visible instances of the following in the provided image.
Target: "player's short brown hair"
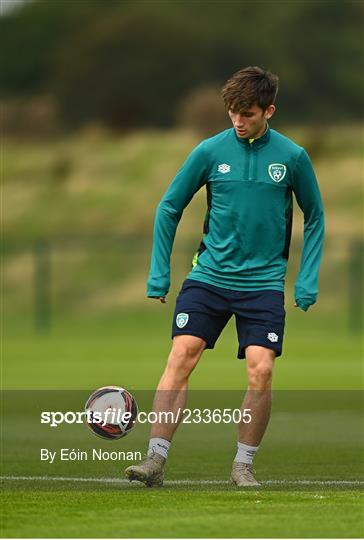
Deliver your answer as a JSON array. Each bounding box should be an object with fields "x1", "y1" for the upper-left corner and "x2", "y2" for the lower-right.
[{"x1": 221, "y1": 67, "x2": 279, "y2": 112}]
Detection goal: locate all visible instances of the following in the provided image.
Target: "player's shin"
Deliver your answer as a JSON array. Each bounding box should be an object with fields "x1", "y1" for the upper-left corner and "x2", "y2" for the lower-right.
[{"x1": 149, "y1": 388, "x2": 187, "y2": 447}]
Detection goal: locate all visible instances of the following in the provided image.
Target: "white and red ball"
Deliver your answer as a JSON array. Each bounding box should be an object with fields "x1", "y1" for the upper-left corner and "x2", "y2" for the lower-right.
[{"x1": 85, "y1": 386, "x2": 138, "y2": 440}]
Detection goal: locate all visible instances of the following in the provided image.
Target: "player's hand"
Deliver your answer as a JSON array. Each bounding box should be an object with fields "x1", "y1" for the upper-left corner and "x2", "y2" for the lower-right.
[
  {"x1": 294, "y1": 301, "x2": 310, "y2": 311},
  {"x1": 149, "y1": 296, "x2": 167, "y2": 304}
]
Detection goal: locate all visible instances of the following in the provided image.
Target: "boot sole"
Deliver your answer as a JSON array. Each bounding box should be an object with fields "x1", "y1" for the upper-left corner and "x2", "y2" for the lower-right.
[{"x1": 230, "y1": 475, "x2": 261, "y2": 487}]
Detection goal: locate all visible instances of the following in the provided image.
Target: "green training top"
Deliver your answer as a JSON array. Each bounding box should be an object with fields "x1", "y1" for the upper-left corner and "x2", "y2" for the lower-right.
[{"x1": 147, "y1": 126, "x2": 324, "y2": 311}]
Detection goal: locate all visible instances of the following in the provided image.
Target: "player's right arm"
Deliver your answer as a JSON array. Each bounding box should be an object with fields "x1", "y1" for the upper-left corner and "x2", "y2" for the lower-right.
[{"x1": 147, "y1": 142, "x2": 209, "y2": 300}]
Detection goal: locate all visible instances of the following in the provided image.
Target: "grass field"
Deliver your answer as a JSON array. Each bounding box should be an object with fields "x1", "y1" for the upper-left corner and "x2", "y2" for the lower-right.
[
  {"x1": 3, "y1": 308, "x2": 363, "y2": 390},
  {"x1": 1, "y1": 397, "x2": 363, "y2": 538},
  {"x1": 1, "y1": 309, "x2": 363, "y2": 538},
  {"x1": 2, "y1": 482, "x2": 362, "y2": 538}
]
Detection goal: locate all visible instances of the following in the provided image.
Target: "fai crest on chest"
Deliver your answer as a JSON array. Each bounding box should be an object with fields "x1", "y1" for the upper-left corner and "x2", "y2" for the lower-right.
[{"x1": 268, "y1": 163, "x2": 287, "y2": 182}]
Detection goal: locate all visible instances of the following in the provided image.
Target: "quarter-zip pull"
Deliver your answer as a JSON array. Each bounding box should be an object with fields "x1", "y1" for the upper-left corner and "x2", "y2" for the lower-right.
[{"x1": 248, "y1": 142, "x2": 254, "y2": 181}]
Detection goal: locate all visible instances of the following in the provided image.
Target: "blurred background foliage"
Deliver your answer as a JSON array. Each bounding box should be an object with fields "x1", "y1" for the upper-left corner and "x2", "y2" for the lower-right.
[
  {"x1": 1, "y1": 0, "x2": 363, "y2": 134},
  {"x1": 1, "y1": 1, "x2": 363, "y2": 389}
]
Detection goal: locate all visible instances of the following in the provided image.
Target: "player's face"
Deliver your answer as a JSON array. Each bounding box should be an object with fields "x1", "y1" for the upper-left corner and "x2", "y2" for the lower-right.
[{"x1": 228, "y1": 104, "x2": 275, "y2": 139}]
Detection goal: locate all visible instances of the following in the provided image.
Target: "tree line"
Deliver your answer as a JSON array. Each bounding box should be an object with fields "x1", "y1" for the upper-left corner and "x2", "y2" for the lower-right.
[{"x1": 1, "y1": 0, "x2": 363, "y2": 131}]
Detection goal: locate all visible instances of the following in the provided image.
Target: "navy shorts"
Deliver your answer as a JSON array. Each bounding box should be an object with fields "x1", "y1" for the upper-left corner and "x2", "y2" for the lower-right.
[{"x1": 172, "y1": 279, "x2": 286, "y2": 359}]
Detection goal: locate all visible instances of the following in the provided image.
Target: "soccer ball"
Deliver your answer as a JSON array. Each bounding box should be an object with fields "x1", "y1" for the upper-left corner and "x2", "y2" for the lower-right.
[{"x1": 85, "y1": 386, "x2": 138, "y2": 440}]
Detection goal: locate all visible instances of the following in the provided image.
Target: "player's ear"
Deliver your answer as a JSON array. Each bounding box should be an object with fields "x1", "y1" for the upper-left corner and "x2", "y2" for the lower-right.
[{"x1": 265, "y1": 105, "x2": 276, "y2": 120}]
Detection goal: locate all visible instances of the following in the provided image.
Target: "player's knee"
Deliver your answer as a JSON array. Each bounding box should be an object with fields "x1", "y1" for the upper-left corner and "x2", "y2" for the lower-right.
[
  {"x1": 172, "y1": 336, "x2": 205, "y2": 361},
  {"x1": 166, "y1": 338, "x2": 204, "y2": 378},
  {"x1": 248, "y1": 360, "x2": 274, "y2": 389}
]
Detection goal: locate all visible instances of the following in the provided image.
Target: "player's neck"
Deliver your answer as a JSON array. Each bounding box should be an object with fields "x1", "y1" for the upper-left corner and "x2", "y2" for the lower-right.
[{"x1": 252, "y1": 122, "x2": 268, "y2": 140}]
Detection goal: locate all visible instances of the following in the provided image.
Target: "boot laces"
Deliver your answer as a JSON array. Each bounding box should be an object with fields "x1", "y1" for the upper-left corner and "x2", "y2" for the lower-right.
[{"x1": 235, "y1": 462, "x2": 256, "y2": 481}]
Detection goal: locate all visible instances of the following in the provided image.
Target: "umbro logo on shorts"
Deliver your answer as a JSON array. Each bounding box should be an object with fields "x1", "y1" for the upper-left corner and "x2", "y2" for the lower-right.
[
  {"x1": 176, "y1": 313, "x2": 189, "y2": 328},
  {"x1": 267, "y1": 332, "x2": 279, "y2": 343}
]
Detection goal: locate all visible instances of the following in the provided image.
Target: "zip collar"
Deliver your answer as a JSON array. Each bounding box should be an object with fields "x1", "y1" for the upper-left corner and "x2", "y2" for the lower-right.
[{"x1": 234, "y1": 123, "x2": 270, "y2": 148}]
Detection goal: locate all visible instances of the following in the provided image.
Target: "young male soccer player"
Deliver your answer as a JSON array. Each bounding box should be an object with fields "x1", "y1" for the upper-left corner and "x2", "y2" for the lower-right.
[{"x1": 125, "y1": 66, "x2": 324, "y2": 487}]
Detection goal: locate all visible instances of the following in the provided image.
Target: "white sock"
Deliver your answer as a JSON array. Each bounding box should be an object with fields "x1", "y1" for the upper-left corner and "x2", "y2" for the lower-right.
[
  {"x1": 148, "y1": 437, "x2": 170, "y2": 460},
  {"x1": 235, "y1": 442, "x2": 259, "y2": 465}
]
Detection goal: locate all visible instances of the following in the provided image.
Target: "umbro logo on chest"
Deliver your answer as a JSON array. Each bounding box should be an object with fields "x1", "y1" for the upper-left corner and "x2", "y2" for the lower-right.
[{"x1": 217, "y1": 163, "x2": 231, "y2": 174}]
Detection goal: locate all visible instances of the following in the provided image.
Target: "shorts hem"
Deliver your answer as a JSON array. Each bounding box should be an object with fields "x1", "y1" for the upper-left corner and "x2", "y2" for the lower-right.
[
  {"x1": 238, "y1": 341, "x2": 282, "y2": 359},
  {"x1": 171, "y1": 331, "x2": 214, "y2": 350}
]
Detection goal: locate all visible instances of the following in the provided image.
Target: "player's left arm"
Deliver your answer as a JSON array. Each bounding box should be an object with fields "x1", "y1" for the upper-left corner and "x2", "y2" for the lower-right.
[{"x1": 291, "y1": 148, "x2": 325, "y2": 311}]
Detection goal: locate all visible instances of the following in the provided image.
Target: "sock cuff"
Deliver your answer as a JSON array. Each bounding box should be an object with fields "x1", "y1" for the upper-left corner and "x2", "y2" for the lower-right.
[
  {"x1": 148, "y1": 437, "x2": 171, "y2": 459},
  {"x1": 235, "y1": 442, "x2": 259, "y2": 465},
  {"x1": 237, "y1": 442, "x2": 259, "y2": 452}
]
